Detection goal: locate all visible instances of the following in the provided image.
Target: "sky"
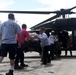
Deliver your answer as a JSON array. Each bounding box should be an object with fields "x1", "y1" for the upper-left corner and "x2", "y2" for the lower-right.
[{"x1": 0, "y1": 0, "x2": 76, "y2": 30}]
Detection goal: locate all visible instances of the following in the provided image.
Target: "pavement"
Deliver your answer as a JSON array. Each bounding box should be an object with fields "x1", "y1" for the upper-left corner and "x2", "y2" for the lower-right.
[{"x1": 0, "y1": 51, "x2": 76, "y2": 75}]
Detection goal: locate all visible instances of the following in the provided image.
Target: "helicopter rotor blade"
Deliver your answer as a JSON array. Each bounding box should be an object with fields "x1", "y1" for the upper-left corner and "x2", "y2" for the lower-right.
[
  {"x1": 49, "y1": 6, "x2": 76, "y2": 15},
  {"x1": 0, "y1": 10, "x2": 56, "y2": 14},
  {"x1": 58, "y1": 11, "x2": 76, "y2": 15},
  {"x1": 31, "y1": 14, "x2": 60, "y2": 29},
  {"x1": 0, "y1": 6, "x2": 76, "y2": 14},
  {"x1": 69, "y1": 12, "x2": 76, "y2": 14},
  {"x1": 67, "y1": 6, "x2": 76, "y2": 11},
  {"x1": 57, "y1": 6, "x2": 76, "y2": 15}
]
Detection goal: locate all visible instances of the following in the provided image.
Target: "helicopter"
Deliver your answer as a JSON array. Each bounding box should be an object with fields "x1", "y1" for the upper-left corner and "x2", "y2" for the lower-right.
[
  {"x1": 29, "y1": 6, "x2": 76, "y2": 56},
  {"x1": 0, "y1": 6, "x2": 76, "y2": 56}
]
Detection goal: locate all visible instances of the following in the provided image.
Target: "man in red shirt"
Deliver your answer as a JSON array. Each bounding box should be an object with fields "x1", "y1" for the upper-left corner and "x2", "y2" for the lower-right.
[{"x1": 15, "y1": 24, "x2": 31, "y2": 69}]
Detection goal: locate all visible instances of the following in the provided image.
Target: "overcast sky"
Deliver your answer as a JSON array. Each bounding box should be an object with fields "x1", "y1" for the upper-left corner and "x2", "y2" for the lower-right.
[{"x1": 0, "y1": 0, "x2": 76, "y2": 29}]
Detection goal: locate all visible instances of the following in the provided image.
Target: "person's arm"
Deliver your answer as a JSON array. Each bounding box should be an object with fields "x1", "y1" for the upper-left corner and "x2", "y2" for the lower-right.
[
  {"x1": 24, "y1": 31, "x2": 35, "y2": 40},
  {"x1": 16, "y1": 24, "x2": 21, "y2": 48},
  {"x1": 17, "y1": 33, "x2": 21, "y2": 48},
  {"x1": 0, "y1": 25, "x2": 2, "y2": 35},
  {"x1": 0, "y1": 25, "x2": 2, "y2": 44}
]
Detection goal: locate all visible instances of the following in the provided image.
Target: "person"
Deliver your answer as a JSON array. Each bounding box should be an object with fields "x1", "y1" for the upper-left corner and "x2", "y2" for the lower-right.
[
  {"x1": 36, "y1": 27, "x2": 51, "y2": 65},
  {"x1": 0, "y1": 13, "x2": 21, "y2": 75},
  {"x1": 60, "y1": 30, "x2": 69, "y2": 56},
  {"x1": 69, "y1": 39, "x2": 72, "y2": 56},
  {"x1": 48, "y1": 31, "x2": 56, "y2": 59},
  {"x1": 14, "y1": 24, "x2": 33, "y2": 69}
]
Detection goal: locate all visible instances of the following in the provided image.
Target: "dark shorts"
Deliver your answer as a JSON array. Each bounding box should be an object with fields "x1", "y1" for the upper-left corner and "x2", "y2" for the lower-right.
[{"x1": 0, "y1": 44, "x2": 17, "y2": 60}]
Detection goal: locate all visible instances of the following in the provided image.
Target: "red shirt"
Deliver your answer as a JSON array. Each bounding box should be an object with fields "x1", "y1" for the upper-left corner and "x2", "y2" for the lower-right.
[{"x1": 16, "y1": 29, "x2": 30, "y2": 44}]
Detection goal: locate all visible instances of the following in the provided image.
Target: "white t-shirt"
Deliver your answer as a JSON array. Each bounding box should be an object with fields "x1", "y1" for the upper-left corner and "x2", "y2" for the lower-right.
[{"x1": 49, "y1": 35, "x2": 55, "y2": 44}]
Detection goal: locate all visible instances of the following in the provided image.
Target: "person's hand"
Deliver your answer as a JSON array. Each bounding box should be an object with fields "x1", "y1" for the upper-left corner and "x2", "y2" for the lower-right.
[
  {"x1": 18, "y1": 42, "x2": 21, "y2": 48},
  {"x1": 34, "y1": 35, "x2": 38, "y2": 38},
  {"x1": 30, "y1": 36, "x2": 37, "y2": 40},
  {"x1": 25, "y1": 38, "x2": 28, "y2": 41}
]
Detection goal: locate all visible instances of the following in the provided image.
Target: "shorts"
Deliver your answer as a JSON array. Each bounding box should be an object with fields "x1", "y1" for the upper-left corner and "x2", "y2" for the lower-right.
[{"x1": 0, "y1": 44, "x2": 17, "y2": 60}]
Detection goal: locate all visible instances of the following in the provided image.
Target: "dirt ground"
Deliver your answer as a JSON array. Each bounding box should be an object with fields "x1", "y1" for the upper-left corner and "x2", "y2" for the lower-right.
[{"x1": 0, "y1": 51, "x2": 76, "y2": 75}]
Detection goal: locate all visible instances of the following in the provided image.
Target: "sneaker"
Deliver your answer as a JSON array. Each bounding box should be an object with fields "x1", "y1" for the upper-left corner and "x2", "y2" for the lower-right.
[
  {"x1": 20, "y1": 64, "x2": 28, "y2": 67},
  {"x1": 6, "y1": 70, "x2": 13, "y2": 75},
  {"x1": 14, "y1": 65, "x2": 23, "y2": 70}
]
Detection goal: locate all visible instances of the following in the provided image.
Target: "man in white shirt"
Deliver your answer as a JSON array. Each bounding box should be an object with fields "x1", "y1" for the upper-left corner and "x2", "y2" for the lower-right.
[{"x1": 49, "y1": 31, "x2": 56, "y2": 59}]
